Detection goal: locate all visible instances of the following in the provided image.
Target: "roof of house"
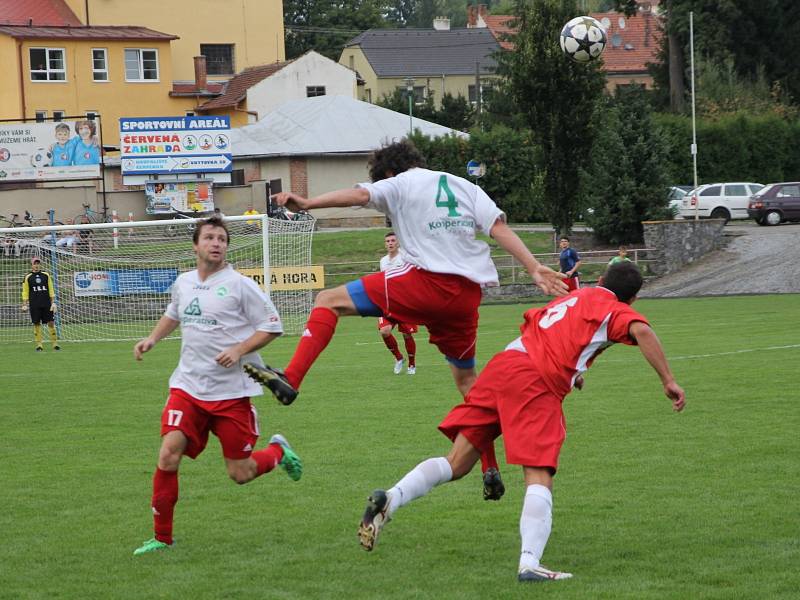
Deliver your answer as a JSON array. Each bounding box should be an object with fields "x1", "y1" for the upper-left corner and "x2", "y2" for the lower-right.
[
  {"x1": 229, "y1": 95, "x2": 466, "y2": 158},
  {"x1": 345, "y1": 28, "x2": 500, "y2": 77},
  {"x1": 196, "y1": 61, "x2": 294, "y2": 111},
  {"x1": 483, "y1": 15, "x2": 516, "y2": 51},
  {"x1": 0, "y1": 24, "x2": 178, "y2": 41},
  {"x1": 0, "y1": 0, "x2": 81, "y2": 26},
  {"x1": 170, "y1": 81, "x2": 226, "y2": 98}
]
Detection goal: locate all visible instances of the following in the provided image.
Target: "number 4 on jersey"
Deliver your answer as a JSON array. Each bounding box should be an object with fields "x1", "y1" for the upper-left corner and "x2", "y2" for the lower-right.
[{"x1": 435, "y1": 175, "x2": 461, "y2": 217}]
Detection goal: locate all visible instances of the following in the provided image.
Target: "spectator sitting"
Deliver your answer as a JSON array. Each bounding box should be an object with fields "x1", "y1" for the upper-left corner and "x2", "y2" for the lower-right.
[
  {"x1": 76, "y1": 216, "x2": 93, "y2": 254},
  {"x1": 55, "y1": 219, "x2": 78, "y2": 249}
]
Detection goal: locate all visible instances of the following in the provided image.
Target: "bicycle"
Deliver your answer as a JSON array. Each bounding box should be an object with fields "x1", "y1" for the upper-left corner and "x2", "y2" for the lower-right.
[
  {"x1": 73, "y1": 203, "x2": 112, "y2": 225},
  {"x1": 162, "y1": 209, "x2": 202, "y2": 237},
  {"x1": 271, "y1": 206, "x2": 314, "y2": 222},
  {"x1": 0, "y1": 210, "x2": 63, "y2": 227}
]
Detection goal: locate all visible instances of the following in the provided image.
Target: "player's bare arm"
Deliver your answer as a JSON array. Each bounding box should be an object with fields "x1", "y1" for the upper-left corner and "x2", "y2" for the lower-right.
[
  {"x1": 134, "y1": 315, "x2": 180, "y2": 360},
  {"x1": 215, "y1": 331, "x2": 281, "y2": 368},
  {"x1": 489, "y1": 219, "x2": 568, "y2": 296},
  {"x1": 272, "y1": 187, "x2": 370, "y2": 212},
  {"x1": 629, "y1": 321, "x2": 686, "y2": 412}
]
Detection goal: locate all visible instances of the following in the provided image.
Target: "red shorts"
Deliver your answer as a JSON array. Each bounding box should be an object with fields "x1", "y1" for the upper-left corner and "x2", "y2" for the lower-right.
[
  {"x1": 161, "y1": 388, "x2": 260, "y2": 460},
  {"x1": 438, "y1": 350, "x2": 566, "y2": 471},
  {"x1": 564, "y1": 276, "x2": 580, "y2": 292},
  {"x1": 377, "y1": 317, "x2": 418, "y2": 334},
  {"x1": 361, "y1": 267, "x2": 481, "y2": 362}
]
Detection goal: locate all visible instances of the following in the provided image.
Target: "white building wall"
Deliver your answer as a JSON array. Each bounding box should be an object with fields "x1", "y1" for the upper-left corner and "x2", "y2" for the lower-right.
[{"x1": 247, "y1": 52, "x2": 357, "y2": 119}]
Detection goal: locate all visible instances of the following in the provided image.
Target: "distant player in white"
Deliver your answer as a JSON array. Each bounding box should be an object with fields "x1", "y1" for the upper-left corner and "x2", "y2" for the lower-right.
[
  {"x1": 378, "y1": 231, "x2": 419, "y2": 375},
  {"x1": 131, "y1": 217, "x2": 302, "y2": 556},
  {"x1": 247, "y1": 140, "x2": 568, "y2": 502}
]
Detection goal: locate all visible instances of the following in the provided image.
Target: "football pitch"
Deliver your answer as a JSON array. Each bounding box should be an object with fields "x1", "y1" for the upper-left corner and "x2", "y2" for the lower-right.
[{"x1": 2, "y1": 295, "x2": 798, "y2": 599}]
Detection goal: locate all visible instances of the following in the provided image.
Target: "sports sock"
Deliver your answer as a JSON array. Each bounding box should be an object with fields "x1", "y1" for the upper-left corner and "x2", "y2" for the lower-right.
[
  {"x1": 284, "y1": 307, "x2": 338, "y2": 389},
  {"x1": 33, "y1": 324, "x2": 42, "y2": 345},
  {"x1": 519, "y1": 484, "x2": 553, "y2": 571},
  {"x1": 251, "y1": 443, "x2": 283, "y2": 476},
  {"x1": 480, "y1": 443, "x2": 499, "y2": 473},
  {"x1": 382, "y1": 333, "x2": 403, "y2": 360},
  {"x1": 403, "y1": 335, "x2": 416, "y2": 366},
  {"x1": 152, "y1": 468, "x2": 179, "y2": 545},
  {"x1": 387, "y1": 457, "x2": 452, "y2": 517},
  {"x1": 47, "y1": 323, "x2": 58, "y2": 343}
]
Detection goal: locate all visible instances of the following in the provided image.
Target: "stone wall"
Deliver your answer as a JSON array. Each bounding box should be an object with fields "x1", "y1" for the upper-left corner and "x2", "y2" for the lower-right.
[{"x1": 642, "y1": 219, "x2": 726, "y2": 276}]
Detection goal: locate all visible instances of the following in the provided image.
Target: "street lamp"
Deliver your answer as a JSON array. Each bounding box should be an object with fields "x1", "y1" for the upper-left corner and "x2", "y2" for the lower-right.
[{"x1": 404, "y1": 76, "x2": 415, "y2": 134}]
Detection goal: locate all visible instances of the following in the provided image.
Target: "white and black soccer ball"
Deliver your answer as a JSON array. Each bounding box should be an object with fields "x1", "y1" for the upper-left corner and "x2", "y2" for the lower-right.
[
  {"x1": 30, "y1": 147, "x2": 53, "y2": 168},
  {"x1": 560, "y1": 16, "x2": 607, "y2": 63}
]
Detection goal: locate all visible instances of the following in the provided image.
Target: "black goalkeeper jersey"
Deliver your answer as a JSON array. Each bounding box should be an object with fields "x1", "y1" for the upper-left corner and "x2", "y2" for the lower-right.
[{"x1": 22, "y1": 271, "x2": 54, "y2": 307}]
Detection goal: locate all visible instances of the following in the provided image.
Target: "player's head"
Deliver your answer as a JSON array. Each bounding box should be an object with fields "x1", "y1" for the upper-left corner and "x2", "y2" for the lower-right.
[
  {"x1": 559, "y1": 236, "x2": 570, "y2": 248},
  {"x1": 368, "y1": 139, "x2": 426, "y2": 182},
  {"x1": 55, "y1": 122, "x2": 70, "y2": 142},
  {"x1": 75, "y1": 119, "x2": 96, "y2": 139},
  {"x1": 193, "y1": 216, "x2": 229, "y2": 246},
  {"x1": 31, "y1": 256, "x2": 41, "y2": 271},
  {"x1": 600, "y1": 261, "x2": 643, "y2": 304},
  {"x1": 384, "y1": 231, "x2": 398, "y2": 252},
  {"x1": 618, "y1": 245, "x2": 628, "y2": 257}
]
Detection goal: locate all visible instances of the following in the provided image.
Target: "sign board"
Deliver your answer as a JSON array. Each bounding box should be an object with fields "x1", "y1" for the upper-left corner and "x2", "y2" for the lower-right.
[
  {"x1": 0, "y1": 120, "x2": 101, "y2": 182},
  {"x1": 145, "y1": 180, "x2": 214, "y2": 214},
  {"x1": 466, "y1": 160, "x2": 486, "y2": 178},
  {"x1": 238, "y1": 266, "x2": 325, "y2": 291},
  {"x1": 119, "y1": 116, "x2": 232, "y2": 175},
  {"x1": 73, "y1": 268, "x2": 178, "y2": 296}
]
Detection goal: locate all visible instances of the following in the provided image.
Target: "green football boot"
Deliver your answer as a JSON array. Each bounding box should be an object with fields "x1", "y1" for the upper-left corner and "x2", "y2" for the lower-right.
[
  {"x1": 269, "y1": 434, "x2": 303, "y2": 481},
  {"x1": 133, "y1": 538, "x2": 171, "y2": 556}
]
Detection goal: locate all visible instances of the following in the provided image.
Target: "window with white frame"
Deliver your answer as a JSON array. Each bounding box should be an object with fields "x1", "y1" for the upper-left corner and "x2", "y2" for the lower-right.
[
  {"x1": 124, "y1": 48, "x2": 159, "y2": 81},
  {"x1": 306, "y1": 86, "x2": 326, "y2": 97},
  {"x1": 92, "y1": 48, "x2": 108, "y2": 81},
  {"x1": 35, "y1": 111, "x2": 47, "y2": 122},
  {"x1": 53, "y1": 110, "x2": 65, "y2": 121},
  {"x1": 29, "y1": 48, "x2": 66, "y2": 81}
]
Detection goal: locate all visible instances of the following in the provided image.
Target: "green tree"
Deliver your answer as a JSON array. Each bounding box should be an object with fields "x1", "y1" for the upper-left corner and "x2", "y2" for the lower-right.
[
  {"x1": 493, "y1": 0, "x2": 606, "y2": 233},
  {"x1": 582, "y1": 87, "x2": 671, "y2": 244}
]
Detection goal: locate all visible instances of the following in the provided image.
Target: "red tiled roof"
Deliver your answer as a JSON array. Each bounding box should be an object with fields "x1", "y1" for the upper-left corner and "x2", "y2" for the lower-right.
[
  {"x1": 196, "y1": 61, "x2": 293, "y2": 111},
  {"x1": 0, "y1": 24, "x2": 178, "y2": 41},
  {"x1": 171, "y1": 81, "x2": 226, "y2": 98},
  {"x1": 483, "y1": 10, "x2": 662, "y2": 75},
  {"x1": 0, "y1": 0, "x2": 81, "y2": 27}
]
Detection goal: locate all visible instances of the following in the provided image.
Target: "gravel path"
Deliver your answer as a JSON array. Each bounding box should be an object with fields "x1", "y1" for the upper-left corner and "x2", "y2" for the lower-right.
[{"x1": 640, "y1": 222, "x2": 800, "y2": 297}]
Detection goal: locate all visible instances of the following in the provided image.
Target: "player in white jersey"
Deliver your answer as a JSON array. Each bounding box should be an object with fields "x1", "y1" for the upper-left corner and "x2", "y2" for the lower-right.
[
  {"x1": 245, "y1": 140, "x2": 567, "y2": 501},
  {"x1": 378, "y1": 231, "x2": 419, "y2": 374},
  {"x1": 131, "y1": 217, "x2": 303, "y2": 556}
]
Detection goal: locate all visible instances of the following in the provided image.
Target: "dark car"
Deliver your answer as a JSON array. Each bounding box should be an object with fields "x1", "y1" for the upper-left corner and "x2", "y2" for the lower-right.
[{"x1": 747, "y1": 182, "x2": 800, "y2": 226}]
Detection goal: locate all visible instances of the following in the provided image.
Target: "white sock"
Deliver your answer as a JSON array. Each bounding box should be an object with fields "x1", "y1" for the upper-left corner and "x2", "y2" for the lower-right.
[
  {"x1": 519, "y1": 484, "x2": 553, "y2": 571},
  {"x1": 387, "y1": 457, "x2": 453, "y2": 517}
]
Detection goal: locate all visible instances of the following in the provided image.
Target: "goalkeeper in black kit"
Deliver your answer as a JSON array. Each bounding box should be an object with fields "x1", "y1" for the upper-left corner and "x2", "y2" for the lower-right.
[{"x1": 21, "y1": 256, "x2": 60, "y2": 351}]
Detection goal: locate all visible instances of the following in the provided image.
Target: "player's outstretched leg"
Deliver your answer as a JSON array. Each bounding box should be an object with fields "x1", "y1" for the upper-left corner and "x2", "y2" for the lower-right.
[
  {"x1": 133, "y1": 538, "x2": 172, "y2": 556},
  {"x1": 243, "y1": 364, "x2": 298, "y2": 405},
  {"x1": 358, "y1": 489, "x2": 391, "y2": 551},
  {"x1": 393, "y1": 358, "x2": 404, "y2": 374},
  {"x1": 482, "y1": 467, "x2": 505, "y2": 501},
  {"x1": 518, "y1": 566, "x2": 573, "y2": 582},
  {"x1": 269, "y1": 434, "x2": 303, "y2": 481}
]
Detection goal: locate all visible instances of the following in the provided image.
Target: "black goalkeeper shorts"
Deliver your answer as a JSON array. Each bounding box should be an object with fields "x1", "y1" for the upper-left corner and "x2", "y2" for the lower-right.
[{"x1": 30, "y1": 305, "x2": 54, "y2": 324}]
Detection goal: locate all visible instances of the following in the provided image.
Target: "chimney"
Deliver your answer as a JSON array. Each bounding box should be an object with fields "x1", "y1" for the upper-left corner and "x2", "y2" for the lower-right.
[
  {"x1": 193, "y1": 55, "x2": 208, "y2": 91},
  {"x1": 467, "y1": 5, "x2": 476, "y2": 28},
  {"x1": 476, "y1": 4, "x2": 488, "y2": 28},
  {"x1": 433, "y1": 16, "x2": 450, "y2": 31}
]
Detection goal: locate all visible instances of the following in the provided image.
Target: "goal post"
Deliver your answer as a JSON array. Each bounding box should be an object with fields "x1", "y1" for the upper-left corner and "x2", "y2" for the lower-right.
[{"x1": 0, "y1": 214, "x2": 315, "y2": 344}]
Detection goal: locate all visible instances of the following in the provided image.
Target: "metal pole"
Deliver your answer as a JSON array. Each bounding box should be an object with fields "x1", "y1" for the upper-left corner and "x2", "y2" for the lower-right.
[
  {"x1": 48, "y1": 208, "x2": 63, "y2": 338},
  {"x1": 690, "y1": 12, "x2": 699, "y2": 221},
  {"x1": 404, "y1": 76, "x2": 414, "y2": 135}
]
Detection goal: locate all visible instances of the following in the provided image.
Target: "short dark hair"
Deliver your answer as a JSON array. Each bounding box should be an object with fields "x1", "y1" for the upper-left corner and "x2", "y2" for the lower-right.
[
  {"x1": 193, "y1": 216, "x2": 229, "y2": 245},
  {"x1": 602, "y1": 261, "x2": 643, "y2": 302},
  {"x1": 384, "y1": 231, "x2": 396, "y2": 238},
  {"x1": 368, "y1": 140, "x2": 426, "y2": 182},
  {"x1": 560, "y1": 236, "x2": 570, "y2": 242}
]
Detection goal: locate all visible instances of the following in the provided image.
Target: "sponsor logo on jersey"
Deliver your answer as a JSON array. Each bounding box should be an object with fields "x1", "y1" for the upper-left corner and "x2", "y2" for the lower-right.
[
  {"x1": 184, "y1": 297, "x2": 202, "y2": 316},
  {"x1": 427, "y1": 217, "x2": 476, "y2": 232},
  {"x1": 215, "y1": 285, "x2": 228, "y2": 297}
]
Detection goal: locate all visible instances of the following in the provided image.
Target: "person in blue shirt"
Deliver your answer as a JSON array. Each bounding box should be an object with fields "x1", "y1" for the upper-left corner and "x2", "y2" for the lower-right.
[
  {"x1": 49, "y1": 123, "x2": 76, "y2": 167},
  {"x1": 558, "y1": 236, "x2": 582, "y2": 292},
  {"x1": 71, "y1": 120, "x2": 101, "y2": 165}
]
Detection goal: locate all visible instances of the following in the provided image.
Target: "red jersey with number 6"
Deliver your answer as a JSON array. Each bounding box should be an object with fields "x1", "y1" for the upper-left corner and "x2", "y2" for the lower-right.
[{"x1": 518, "y1": 287, "x2": 649, "y2": 397}]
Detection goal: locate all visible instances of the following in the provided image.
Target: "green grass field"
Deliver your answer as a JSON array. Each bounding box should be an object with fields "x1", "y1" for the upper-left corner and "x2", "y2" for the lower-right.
[{"x1": 2, "y1": 295, "x2": 799, "y2": 599}]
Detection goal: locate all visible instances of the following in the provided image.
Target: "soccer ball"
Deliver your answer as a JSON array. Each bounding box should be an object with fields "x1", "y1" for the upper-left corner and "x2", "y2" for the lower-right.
[
  {"x1": 560, "y1": 16, "x2": 607, "y2": 63},
  {"x1": 30, "y1": 148, "x2": 52, "y2": 168}
]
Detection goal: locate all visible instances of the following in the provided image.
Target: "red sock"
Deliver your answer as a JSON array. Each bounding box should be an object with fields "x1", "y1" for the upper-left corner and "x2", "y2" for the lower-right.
[
  {"x1": 251, "y1": 443, "x2": 283, "y2": 476},
  {"x1": 403, "y1": 336, "x2": 416, "y2": 367},
  {"x1": 284, "y1": 307, "x2": 338, "y2": 389},
  {"x1": 382, "y1": 334, "x2": 403, "y2": 360},
  {"x1": 480, "y1": 444, "x2": 499, "y2": 473},
  {"x1": 152, "y1": 468, "x2": 178, "y2": 544}
]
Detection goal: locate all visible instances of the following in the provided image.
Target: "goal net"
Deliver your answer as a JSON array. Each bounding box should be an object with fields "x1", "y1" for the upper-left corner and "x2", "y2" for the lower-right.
[{"x1": 0, "y1": 214, "x2": 315, "y2": 344}]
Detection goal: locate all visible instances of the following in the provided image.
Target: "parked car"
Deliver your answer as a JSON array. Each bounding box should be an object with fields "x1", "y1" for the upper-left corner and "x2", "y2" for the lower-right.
[
  {"x1": 679, "y1": 182, "x2": 764, "y2": 222},
  {"x1": 747, "y1": 182, "x2": 800, "y2": 225},
  {"x1": 668, "y1": 185, "x2": 692, "y2": 217}
]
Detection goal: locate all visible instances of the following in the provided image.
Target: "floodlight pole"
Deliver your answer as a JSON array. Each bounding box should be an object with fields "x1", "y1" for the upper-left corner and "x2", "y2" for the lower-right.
[
  {"x1": 690, "y1": 12, "x2": 699, "y2": 221},
  {"x1": 404, "y1": 77, "x2": 415, "y2": 135}
]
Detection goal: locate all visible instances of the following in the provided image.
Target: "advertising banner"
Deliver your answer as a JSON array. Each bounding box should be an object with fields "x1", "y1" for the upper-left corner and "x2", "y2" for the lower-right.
[
  {"x1": 238, "y1": 266, "x2": 325, "y2": 291},
  {"x1": 73, "y1": 268, "x2": 178, "y2": 296},
  {"x1": 0, "y1": 120, "x2": 102, "y2": 182},
  {"x1": 73, "y1": 271, "x2": 113, "y2": 297},
  {"x1": 119, "y1": 116, "x2": 232, "y2": 175},
  {"x1": 145, "y1": 180, "x2": 214, "y2": 214}
]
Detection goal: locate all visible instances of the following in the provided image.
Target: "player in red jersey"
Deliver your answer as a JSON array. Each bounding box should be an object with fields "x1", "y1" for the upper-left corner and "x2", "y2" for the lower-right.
[
  {"x1": 378, "y1": 232, "x2": 418, "y2": 375},
  {"x1": 357, "y1": 262, "x2": 686, "y2": 582}
]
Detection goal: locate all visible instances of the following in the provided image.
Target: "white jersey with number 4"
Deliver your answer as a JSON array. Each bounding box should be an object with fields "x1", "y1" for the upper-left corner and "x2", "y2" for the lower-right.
[
  {"x1": 359, "y1": 167, "x2": 505, "y2": 285},
  {"x1": 165, "y1": 264, "x2": 283, "y2": 401},
  {"x1": 380, "y1": 253, "x2": 404, "y2": 272}
]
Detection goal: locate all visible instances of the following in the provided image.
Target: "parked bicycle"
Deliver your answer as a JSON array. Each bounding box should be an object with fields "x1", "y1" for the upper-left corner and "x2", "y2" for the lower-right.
[
  {"x1": 0, "y1": 210, "x2": 63, "y2": 227},
  {"x1": 73, "y1": 203, "x2": 111, "y2": 225}
]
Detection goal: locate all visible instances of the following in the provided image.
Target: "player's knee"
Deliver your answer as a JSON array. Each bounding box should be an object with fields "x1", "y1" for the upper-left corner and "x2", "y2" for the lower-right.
[
  {"x1": 157, "y1": 450, "x2": 181, "y2": 471},
  {"x1": 227, "y1": 467, "x2": 253, "y2": 485},
  {"x1": 379, "y1": 328, "x2": 392, "y2": 337}
]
